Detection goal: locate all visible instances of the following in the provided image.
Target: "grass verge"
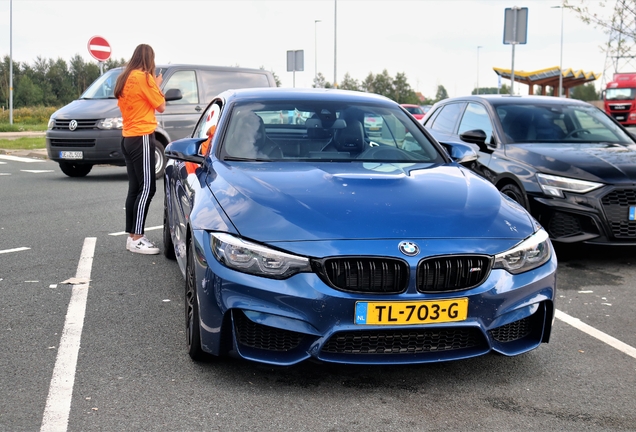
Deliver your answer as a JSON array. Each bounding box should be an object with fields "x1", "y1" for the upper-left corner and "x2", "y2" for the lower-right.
[{"x1": 0, "y1": 137, "x2": 46, "y2": 150}]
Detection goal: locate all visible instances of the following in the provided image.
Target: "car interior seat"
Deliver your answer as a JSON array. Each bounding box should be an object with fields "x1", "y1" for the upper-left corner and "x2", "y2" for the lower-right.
[
  {"x1": 333, "y1": 119, "x2": 366, "y2": 155},
  {"x1": 253, "y1": 115, "x2": 283, "y2": 159},
  {"x1": 502, "y1": 112, "x2": 533, "y2": 142},
  {"x1": 529, "y1": 114, "x2": 565, "y2": 140}
]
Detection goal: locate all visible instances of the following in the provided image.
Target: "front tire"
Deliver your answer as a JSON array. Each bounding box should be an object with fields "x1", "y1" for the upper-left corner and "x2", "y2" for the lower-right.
[
  {"x1": 500, "y1": 183, "x2": 529, "y2": 210},
  {"x1": 185, "y1": 238, "x2": 204, "y2": 361},
  {"x1": 58, "y1": 162, "x2": 93, "y2": 177}
]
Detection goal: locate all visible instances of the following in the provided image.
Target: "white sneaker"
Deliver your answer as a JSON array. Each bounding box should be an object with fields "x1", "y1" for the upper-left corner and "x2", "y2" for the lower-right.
[
  {"x1": 128, "y1": 236, "x2": 160, "y2": 255},
  {"x1": 126, "y1": 236, "x2": 133, "y2": 250}
]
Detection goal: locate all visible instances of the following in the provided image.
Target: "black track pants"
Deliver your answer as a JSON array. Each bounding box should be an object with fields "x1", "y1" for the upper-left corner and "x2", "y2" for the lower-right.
[{"x1": 121, "y1": 134, "x2": 156, "y2": 235}]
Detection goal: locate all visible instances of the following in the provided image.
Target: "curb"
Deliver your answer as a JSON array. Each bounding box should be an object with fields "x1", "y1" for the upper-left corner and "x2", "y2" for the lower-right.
[{"x1": 0, "y1": 148, "x2": 49, "y2": 159}]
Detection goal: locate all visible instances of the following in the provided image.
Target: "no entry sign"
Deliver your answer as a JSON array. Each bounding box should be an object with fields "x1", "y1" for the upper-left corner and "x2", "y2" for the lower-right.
[{"x1": 87, "y1": 36, "x2": 111, "y2": 62}]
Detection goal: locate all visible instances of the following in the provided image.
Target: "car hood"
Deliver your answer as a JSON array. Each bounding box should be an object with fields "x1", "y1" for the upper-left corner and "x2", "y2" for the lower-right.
[
  {"x1": 506, "y1": 143, "x2": 636, "y2": 183},
  {"x1": 206, "y1": 161, "x2": 534, "y2": 242},
  {"x1": 52, "y1": 99, "x2": 121, "y2": 119}
]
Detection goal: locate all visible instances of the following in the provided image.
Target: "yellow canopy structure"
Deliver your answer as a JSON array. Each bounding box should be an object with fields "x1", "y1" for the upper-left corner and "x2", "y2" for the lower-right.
[{"x1": 493, "y1": 66, "x2": 601, "y2": 97}]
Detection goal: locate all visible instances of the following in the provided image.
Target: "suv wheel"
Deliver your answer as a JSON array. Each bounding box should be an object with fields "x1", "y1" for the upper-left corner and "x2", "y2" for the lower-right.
[{"x1": 59, "y1": 162, "x2": 93, "y2": 177}]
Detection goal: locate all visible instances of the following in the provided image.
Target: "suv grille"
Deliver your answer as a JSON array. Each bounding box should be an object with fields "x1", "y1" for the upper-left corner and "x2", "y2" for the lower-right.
[
  {"x1": 416, "y1": 255, "x2": 491, "y2": 293},
  {"x1": 53, "y1": 119, "x2": 99, "y2": 130},
  {"x1": 601, "y1": 189, "x2": 636, "y2": 238},
  {"x1": 315, "y1": 258, "x2": 408, "y2": 294},
  {"x1": 321, "y1": 328, "x2": 484, "y2": 354}
]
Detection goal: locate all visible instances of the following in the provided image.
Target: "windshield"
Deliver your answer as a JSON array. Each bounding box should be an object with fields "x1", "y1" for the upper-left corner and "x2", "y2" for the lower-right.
[
  {"x1": 495, "y1": 103, "x2": 634, "y2": 144},
  {"x1": 80, "y1": 67, "x2": 166, "y2": 100},
  {"x1": 80, "y1": 68, "x2": 122, "y2": 99},
  {"x1": 219, "y1": 100, "x2": 444, "y2": 163},
  {"x1": 605, "y1": 88, "x2": 636, "y2": 101}
]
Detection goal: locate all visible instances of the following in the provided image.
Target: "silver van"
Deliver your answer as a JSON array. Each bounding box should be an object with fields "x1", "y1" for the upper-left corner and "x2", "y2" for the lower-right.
[{"x1": 46, "y1": 64, "x2": 276, "y2": 177}]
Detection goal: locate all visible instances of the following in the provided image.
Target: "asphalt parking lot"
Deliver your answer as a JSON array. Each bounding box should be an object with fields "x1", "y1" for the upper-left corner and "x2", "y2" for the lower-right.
[{"x1": 0, "y1": 154, "x2": 635, "y2": 431}]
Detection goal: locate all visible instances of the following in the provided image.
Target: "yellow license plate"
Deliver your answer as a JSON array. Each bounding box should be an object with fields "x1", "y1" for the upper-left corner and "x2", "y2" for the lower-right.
[{"x1": 355, "y1": 299, "x2": 468, "y2": 325}]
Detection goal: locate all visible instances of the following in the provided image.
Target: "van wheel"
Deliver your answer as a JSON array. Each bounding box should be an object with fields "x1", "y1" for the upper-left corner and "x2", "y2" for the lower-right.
[
  {"x1": 59, "y1": 162, "x2": 93, "y2": 177},
  {"x1": 155, "y1": 142, "x2": 166, "y2": 179}
]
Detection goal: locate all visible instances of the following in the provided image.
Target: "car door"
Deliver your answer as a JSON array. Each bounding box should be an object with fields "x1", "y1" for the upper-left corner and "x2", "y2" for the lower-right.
[{"x1": 158, "y1": 68, "x2": 204, "y2": 141}]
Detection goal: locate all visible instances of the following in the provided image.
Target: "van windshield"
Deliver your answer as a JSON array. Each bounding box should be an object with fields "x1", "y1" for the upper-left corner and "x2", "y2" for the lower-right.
[{"x1": 80, "y1": 68, "x2": 122, "y2": 100}]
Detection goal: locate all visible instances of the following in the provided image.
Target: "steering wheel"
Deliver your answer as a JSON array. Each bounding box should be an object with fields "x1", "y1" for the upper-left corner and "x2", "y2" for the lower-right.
[
  {"x1": 564, "y1": 128, "x2": 592, "y2": 139},
  {"x1": 357, "y1": 145, "x2": 419, "y2": 161}
]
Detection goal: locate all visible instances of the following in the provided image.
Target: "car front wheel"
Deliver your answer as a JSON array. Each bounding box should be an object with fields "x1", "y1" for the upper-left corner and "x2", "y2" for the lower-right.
[
  {"x1": 58, "y1": 162, "x2": 93, "y2": 177},
  {"x1": 500, "y1": 183, "x2": 528, "y2": 210},
  {"x1": 185, "y1": 238, "x2": 204, "y2": 361}
]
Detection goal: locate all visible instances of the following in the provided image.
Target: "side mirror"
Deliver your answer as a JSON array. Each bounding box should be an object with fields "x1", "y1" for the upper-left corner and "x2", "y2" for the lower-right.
[
  {"x1": 165, "y1": 137, "x2": 207, "y2": 164},
  {"x1": 440, "y1": 141, "x2": 478, "y2": 164},
  {"x1": 164, "y1": 88, "x2": 183, "y2": 102},
  {"x1": 459, "y1": 129, "x2": 487, "y2": 144}
]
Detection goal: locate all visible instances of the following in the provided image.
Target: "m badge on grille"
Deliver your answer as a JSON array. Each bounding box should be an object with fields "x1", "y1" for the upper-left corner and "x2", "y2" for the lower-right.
[{"x1": 398, "y1": 241, "x2": 419, "y2": 257}]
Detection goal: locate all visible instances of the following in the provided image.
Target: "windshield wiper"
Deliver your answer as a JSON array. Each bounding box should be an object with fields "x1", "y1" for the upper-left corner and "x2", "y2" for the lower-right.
[{"x1": 223, "y1": 156, "x2": 272, "y2": 162}]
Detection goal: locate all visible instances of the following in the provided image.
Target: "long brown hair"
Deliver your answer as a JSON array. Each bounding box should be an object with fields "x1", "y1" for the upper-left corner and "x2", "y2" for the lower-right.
[{"x1": 114, "y1": 44, "x2": 156, "y2": 99}]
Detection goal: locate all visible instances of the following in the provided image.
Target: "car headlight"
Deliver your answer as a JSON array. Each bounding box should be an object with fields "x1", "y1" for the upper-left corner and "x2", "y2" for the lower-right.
[
  {"x1": 536, "y1": 173, "x2": 603, "y2": 198},
  {"x1": 211, "y1": 233, "x2": 312, "y2": 279},
  {"x1": 47, "y1": 117, "x2": 55, "y2": 130},
  {"x1": 97, "y1": 117, "x2": 123, "y2": 130},
  {"x1": 493, "y1": 229, "x2": 552, "y2": 274}
]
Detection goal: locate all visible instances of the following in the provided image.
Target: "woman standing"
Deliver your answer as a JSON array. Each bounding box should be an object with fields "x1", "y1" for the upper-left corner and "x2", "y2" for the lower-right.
[{"x1": 114, "y1": 44, "x2": 165, "y2": 254}]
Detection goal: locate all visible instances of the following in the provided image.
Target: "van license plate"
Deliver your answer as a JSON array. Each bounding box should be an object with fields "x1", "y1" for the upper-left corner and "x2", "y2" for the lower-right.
[{"x1": 60, "y1": 151, "x2": 83, "y2": 160}]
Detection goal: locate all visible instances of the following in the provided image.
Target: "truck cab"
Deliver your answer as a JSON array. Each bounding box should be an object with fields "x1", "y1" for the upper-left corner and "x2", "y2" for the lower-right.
[{"x1": 604, "y1": 73, "x2": 636, "y2": 126}]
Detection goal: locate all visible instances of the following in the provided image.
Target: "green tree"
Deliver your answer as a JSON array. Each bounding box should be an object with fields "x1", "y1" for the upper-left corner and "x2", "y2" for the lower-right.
[
  {"x1": 14, "y1": 74, "x2": 43, "y2": 107},
  {"x1": 434, "y1": 85, "x2": 449, "y2": 102},
  {"x1": 571, "y1": 83, "x2": 600, "y2": 101},
  {"x1": 312, "y1": 72, "x2": 332, "y2": 88},
  {"x1": 472, "y1": 85, "x2": 510, "y2": 95},
  {"x1": 339, "y1": 72, "x2": 360, "y2": 91},
  {"x1": 392, "y1": 72, "x2": 419, "y2": 104},
  {"x1": 371, "y1": 69, "x2": 393, "y2": 98},
  {"x1": 360, "y1": 73, "x2": 375, "y2": 93}
]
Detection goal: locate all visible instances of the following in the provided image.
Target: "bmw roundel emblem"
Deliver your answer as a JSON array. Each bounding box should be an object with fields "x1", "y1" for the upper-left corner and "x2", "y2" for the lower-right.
[
  {"x1": 398, "y1": 241, "x2": 419, "y2": 257},
  {"x1": 69, "y1": 120, "x2": 78, "y2": 131}
]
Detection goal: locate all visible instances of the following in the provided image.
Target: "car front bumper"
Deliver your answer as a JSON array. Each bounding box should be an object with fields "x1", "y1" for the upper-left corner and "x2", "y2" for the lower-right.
[{"x1": 190, "y1": 230, "x2": 557, "y2": 366}]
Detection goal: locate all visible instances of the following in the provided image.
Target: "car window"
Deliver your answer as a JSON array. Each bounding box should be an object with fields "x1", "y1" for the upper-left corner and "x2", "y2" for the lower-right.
[
  {"x1": 163, "y1": 70, "x2": 199, "y2": 104},
  {"x1": 194, "y1": 102, "x2": 222, "y2": 140},
  {"x1": 220, "y1": 101, "x2": 445, "y2": 163},
  {"x1": 495, "y1": 103, "x2": 633, "y2": 144},
  {"x1": 458, "y1": 103, "x2": 494, "y2": 144},
  {"x1": 80, "y1": 68, "x2": 121, "y2": 99},
  {"x1": 429, "y1": 103, "x2": 463, "y2": 133},
  {"x1": 200, "y1": 70, "x2": 272, "y2": 102}
]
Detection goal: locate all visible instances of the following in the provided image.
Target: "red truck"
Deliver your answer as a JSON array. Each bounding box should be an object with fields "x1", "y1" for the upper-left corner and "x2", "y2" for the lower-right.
[{"x1": 604, "y1": 73, "x2": 636, "y2": 125}]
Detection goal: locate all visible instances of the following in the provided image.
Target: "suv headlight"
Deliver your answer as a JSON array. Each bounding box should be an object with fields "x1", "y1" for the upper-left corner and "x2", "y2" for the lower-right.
[
  {"x1": 97, "y1": 117, "x2": 123, "y2": 130},
  {"x1": 536, "y1": 173, "x2": 603, "y2": 198},
  {"x1": 493, "y1": 229, "x2": 552, "y2": 274},
  {"x1": 47, "y1": 117, "x2": 55, "y2": 130},
  {"x1": 211, "y1": 233, "x2": 311, "y2": 279}
]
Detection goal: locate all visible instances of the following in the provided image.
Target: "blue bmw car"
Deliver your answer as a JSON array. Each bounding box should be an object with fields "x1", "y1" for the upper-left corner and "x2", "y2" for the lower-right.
[{"x1": 163, "y1": 88, "x2": 557, "y2": 366}]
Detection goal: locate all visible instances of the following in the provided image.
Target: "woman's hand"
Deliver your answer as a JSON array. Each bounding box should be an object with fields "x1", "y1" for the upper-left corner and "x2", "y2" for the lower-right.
[{"x1": 155, "y1": 73, "x2": 163, "y2": 88}]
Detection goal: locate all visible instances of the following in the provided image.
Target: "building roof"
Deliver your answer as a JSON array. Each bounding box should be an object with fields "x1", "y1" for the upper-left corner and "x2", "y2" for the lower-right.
[{"x1": 493, "y1": 66, "x2": 601, "y2": 96}]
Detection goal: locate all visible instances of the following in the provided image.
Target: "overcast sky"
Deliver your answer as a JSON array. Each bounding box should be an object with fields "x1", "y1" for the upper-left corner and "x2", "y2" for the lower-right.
[{"x1": 0, "y1": 0, "x2": 616, "y2": 98}]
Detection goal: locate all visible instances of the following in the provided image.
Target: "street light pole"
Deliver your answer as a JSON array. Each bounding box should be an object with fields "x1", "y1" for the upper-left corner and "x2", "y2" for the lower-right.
[
  {"x1": 334, "y1": 0, "x2": 337, "y2": 87},
  {"x1": 314, "y1": 20, "x2": 321, "y2": 81},
  {"x1": 477, "y1": 46, "x2": 482, "y2": 95},
  {"x1": 9, "y1": 0, "x2": 13, "y2": 124},
  {"x1": 552, "y1": 4, "x2": 565, "y2": 97}
]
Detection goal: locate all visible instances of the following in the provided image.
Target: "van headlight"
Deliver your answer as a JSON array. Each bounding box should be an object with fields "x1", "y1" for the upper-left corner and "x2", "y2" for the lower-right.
[
  {"x1": 97, "y1": 117, "x2": 123, "y2": 129},
  {"x1": 493, "y1": 229, "x2": 552, "y2": 274},
  {"x1": 47, "y1": 117, "x2": 55, "y2": 130},
  {"x1": 211, "y1": 233, "x2": 312, "y2": 279}
]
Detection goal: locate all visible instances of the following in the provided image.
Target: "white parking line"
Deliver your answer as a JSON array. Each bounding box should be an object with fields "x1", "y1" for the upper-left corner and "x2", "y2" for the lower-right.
[
  {"x1": 0, "y1": 155, "x2": 45, "y2": 163},
  {"x1": 0, "y1": 247, "x2": 30, "y2": 254},
  {"x1": 556, "y1": 309, "x2": 636, "y2": 360},
  {"x1": 40, "y1": 237, "x2": 96, "y2": 432},
  {"x1": 108, "y1": 225, "x2": 162, "y2": 236},
  {"x1": 21, "y1": 170, "x2": 54, "y2": 173}
]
